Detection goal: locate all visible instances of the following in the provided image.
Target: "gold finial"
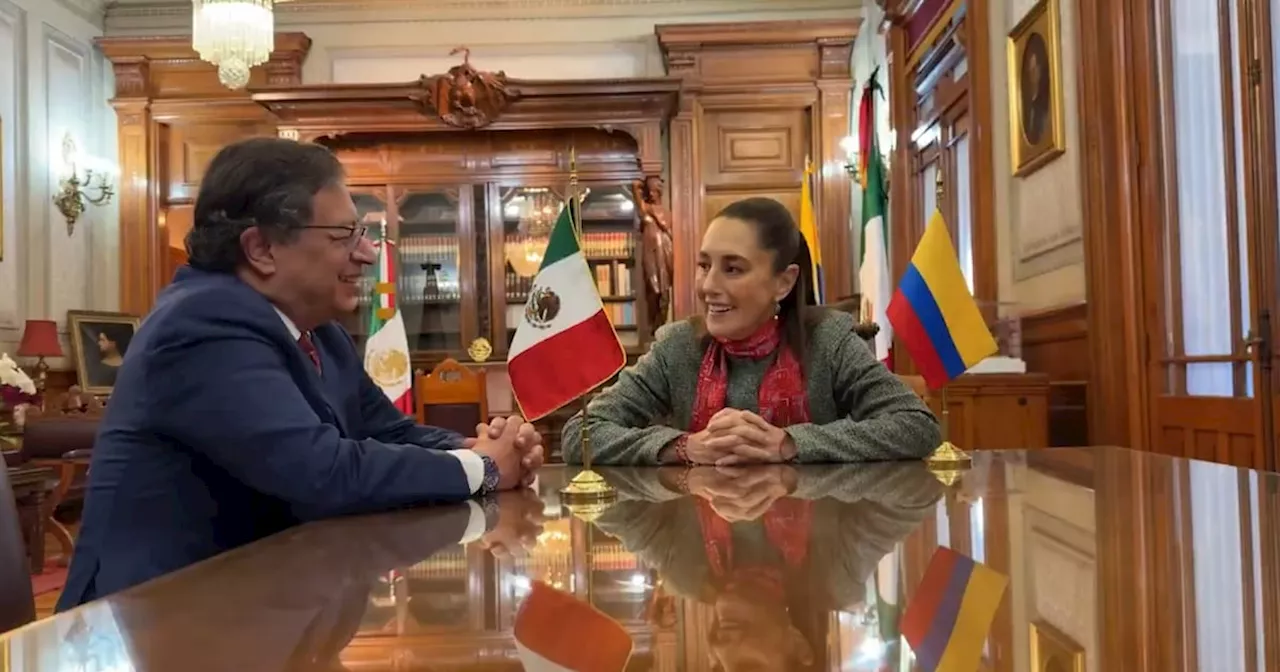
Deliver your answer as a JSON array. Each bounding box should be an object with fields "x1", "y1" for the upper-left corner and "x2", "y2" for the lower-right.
[
  {"x1": 466, "y1": 337, "x2": 492, "y2": 363},
  {"x1": 935, "y1": 167, "x2": 944, "y2": 203}
]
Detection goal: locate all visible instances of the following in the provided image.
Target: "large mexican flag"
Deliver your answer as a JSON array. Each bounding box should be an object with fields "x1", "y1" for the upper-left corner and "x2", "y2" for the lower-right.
[
  {"x1": 509, "y1": 200, "x2": 626, "y2": 421},
  {"x1": 363, "y1": 235, "x2": 413, "y2": 415},
  {"x1": 859, "y1": 71, "x2": 893, "y2": 364}
]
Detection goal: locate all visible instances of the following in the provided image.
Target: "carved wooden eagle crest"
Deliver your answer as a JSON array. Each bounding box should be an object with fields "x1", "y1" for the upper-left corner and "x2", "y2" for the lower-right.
[{"x1": 415, "y1": 46, "x2": 518, "y2": 130}]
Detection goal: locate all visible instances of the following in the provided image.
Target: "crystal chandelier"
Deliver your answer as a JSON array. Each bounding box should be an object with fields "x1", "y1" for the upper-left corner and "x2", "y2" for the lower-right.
[
  {"x1": 191, "y1": 0, "x2": 275, "y2": 90},
  {"x1": 506, "y1": 189, "x2": 558, "y2": 278}
]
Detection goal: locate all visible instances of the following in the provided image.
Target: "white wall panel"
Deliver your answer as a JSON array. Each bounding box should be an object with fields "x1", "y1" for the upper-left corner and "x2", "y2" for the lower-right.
[
  {"x1": 0, "y1": 0, "x2": 26, "y2": 347},
  {"x1": 42, "y1": 28, "x2": 93, "y2": 332},
  {"x1": 0, "y1": 0, "x2": 111, "y2": 362}
]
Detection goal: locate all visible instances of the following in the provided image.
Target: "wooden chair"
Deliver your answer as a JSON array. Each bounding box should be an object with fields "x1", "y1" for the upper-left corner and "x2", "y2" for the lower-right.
[
  {"x1": 0, "y1": 465, "x2": 36, "y2": 633},
  {"x1": 415, "y1": 359, "x2": 488, "y2": 437},
  {"x1": 21, "y1": 388, "x2": 104, "y2": 567}
]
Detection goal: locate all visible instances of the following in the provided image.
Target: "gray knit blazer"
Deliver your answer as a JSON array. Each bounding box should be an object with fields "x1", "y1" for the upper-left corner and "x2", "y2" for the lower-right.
[{"x1": 561, "y1": 310, "x2": 941, "y2": 465}]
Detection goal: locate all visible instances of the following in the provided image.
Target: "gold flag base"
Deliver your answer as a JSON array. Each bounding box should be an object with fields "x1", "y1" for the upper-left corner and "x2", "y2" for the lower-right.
[
  {"x1": 560, "y1": 469, "x2": 617, "y2": 522},
  {"x1": 925, "y1": 440, "x2": 971, "y2": 487},
  {"x1": 559, "y1": 468, "x2": 617, "y2": 501}
]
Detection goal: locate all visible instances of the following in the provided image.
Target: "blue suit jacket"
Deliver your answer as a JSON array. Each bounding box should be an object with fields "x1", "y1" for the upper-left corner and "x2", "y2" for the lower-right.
[{"x1": 57, "y1": 266, "x2": 472, "y2": 611}]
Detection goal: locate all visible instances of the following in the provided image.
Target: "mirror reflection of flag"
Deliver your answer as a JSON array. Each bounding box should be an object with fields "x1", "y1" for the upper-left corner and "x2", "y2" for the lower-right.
[
  {"x1": 513, "y1": 580, "x2": 634, "y2": 672},
  {"x1": 900, "y1": 547, "x2": 1008, "y2": 672}
]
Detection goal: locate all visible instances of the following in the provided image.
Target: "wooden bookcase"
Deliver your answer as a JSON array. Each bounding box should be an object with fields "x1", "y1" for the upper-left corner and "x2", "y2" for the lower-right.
[
  {"x1": 321, "y1": 132, "x2": 654, "y2": 368},
  {"x1": 95, "y1": 34, "x2": 679, "y2": 368}
]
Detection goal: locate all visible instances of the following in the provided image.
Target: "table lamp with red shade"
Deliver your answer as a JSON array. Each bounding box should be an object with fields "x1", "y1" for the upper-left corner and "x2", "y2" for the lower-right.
[{"x1": 17, "y1": 319, "x2": 63, "y2": 397}]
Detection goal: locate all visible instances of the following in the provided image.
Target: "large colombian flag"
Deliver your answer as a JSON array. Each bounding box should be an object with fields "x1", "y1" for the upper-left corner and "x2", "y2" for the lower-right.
[
  {"x1": 508, "y1": 199, "x2": 627, "y2": 421},
  {"x1": 514, "y1": 580, "x2": 634, "y2": 671},
  {"x1": 798, "y1": 158, "x2": 824, "y2": 304},
  {"x1": 900, "y1": 547, "x2": 1008, "y2": 672},
  {"x1": 885, "y1": 210, "x2": 997, "y2": 389}
]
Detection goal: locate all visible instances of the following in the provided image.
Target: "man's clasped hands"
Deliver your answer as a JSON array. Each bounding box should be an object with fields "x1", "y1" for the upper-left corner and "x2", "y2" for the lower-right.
[
  {"x1": 462, "y1": 414, "x2": 545, "y2": 490},
  {"x1": 461, "y1": 415, "x2": 548, "y2": 559}
]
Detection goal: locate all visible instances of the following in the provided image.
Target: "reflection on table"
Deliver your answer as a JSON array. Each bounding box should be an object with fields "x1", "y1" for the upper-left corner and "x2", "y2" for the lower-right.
[{"x1": 7, "y1": 448, "x2": 1280, "y2": 671}]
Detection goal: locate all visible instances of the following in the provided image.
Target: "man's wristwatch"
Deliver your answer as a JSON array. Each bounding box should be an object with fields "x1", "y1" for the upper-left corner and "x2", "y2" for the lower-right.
[{"x1": 479, "y1": 454, "x2": 501, "y2": 495}]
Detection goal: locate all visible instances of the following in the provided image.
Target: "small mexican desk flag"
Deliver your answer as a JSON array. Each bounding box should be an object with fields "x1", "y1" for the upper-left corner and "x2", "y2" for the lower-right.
[
  {"x1": 514, "y1": 580, "x2": 634, "y2": 671},
  {"x1": 508, "y1": 199, "x2": 627, "y2": 421},
  {"x1": 363, "y1": 234, "x2": 413, "y2": 415}
]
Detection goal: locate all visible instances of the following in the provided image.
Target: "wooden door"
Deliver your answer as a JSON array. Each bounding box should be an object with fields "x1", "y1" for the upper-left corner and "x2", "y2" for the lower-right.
[{"x1": 1148, "y1": 0, "x2": 1279, "y2": 469}]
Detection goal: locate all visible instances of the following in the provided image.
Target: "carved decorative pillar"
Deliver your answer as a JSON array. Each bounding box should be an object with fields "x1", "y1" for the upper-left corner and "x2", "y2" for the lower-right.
[
  {"x1": 816, "y1": 38, "x2": 855, "y2": 302},
  {"x1": 664, "y1": 52, "x2": 702, "y2": 320},
  {"x1": 111, "y1": 60, "x2": 157, "y2": 316}
]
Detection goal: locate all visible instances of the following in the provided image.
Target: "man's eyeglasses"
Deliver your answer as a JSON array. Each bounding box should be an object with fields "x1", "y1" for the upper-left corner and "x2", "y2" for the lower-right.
[{"x1": 307, "y1": 225, "x2": 369, "y2": 244}]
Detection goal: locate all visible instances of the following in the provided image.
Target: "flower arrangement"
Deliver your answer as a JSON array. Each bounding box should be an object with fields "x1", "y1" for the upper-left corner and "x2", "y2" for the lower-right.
[
  {"x1": 0, "y1": 353, "x2": 38, "y2": 405},
  {"x1": 0, "y1": 353, "x2": 39, "y2": 444}
]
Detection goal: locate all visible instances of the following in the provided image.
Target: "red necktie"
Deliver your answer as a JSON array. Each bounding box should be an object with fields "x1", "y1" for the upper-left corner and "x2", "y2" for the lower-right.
[{"x1": 298, "y1": 332, "x2": 322, "y2": 375}]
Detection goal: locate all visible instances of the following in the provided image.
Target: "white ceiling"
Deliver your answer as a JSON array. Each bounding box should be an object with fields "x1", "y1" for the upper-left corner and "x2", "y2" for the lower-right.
[{"x1": 100, "y1": 0, "x2": 861, "y2": 35}]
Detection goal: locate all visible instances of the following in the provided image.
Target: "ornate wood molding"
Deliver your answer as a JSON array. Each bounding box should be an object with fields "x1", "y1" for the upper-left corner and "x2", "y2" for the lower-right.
[
  {"x1": 96, "y1": 33, "x2": 312, "y2": 99},
  {"x1": 252, "y1": 75, "x2": 679, "y2": 173},
  {"x1": 107, "y1": 0, "x2": 863, "y2": 24},
  {"x1": 656, "y1": 19, "x2": 859, "y2": 317},
  {"x1": 408, "y1": 47, "x2": 519, "y2": 129},
  {"x1": 95, "y1": 33, "x2": 312, "y2": 315}
]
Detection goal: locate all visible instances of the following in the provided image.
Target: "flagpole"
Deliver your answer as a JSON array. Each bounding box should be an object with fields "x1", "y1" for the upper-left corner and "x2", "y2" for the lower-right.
[
  {"x1": 924, "y1": 168, "x2": 971, "y2": 485},
  {"x1": 560, "y1": 144, "x2": 618, "y2": 510}
]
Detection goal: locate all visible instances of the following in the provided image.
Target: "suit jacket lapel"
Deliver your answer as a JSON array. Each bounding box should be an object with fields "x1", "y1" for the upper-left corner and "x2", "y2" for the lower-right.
[
  {"x1": 282, "y1": 327, "x2": 351, "y2": 437},
  {"x1": 313, "y1": 337, "x2": 353, "y2": 436}
]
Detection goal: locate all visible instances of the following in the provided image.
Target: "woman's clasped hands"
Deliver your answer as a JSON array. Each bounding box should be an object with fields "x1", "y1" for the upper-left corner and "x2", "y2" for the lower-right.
[{"x1": 684, "y1": 408, "x2": 798, "y2": 466}]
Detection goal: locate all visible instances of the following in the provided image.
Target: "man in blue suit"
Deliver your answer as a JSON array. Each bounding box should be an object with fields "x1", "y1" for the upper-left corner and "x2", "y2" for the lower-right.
[{"x1": 57, "y1": 138, "x2": 544, "y2": 611}]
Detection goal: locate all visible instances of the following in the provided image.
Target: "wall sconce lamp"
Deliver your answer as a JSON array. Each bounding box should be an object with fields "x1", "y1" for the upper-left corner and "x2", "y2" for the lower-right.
[
  {"x1": 53, "y1": 132, "x2": 115, "y2": 234},
  {"x1": 840, "y1": 135, "x2": 861, "y2": 182}
]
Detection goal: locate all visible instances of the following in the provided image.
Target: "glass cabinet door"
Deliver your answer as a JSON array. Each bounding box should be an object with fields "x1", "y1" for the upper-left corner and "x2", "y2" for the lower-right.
[
  {"x1": 579, "y1": 184, "x2": 641, "y2": 349},
  {"x1": 395, "y1": 187, "x2": 466, "y2": 353},
  {"x1": 498, "y1": 186, "x2": 559, "y2": 350},
  {"x1": 495, "y1": 183, "x2": 641, "y2": 351}
]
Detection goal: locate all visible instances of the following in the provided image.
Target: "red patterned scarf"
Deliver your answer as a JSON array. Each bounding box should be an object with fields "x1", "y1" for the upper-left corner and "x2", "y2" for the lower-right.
[{"x1": 689, "y1": 318, "x2": 811, "y2": 432}]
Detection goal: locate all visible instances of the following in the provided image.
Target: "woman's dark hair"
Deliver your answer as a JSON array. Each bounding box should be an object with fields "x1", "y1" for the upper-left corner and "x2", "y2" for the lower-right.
[
  {"x1": 708, "y1": 197, "x2": 823, "y2": 360},
  {"x1": 92, "y1": 323, "x2": 134, "y2": 357},
  {"x1": 186, "y1": 137, "x2": 346, "y2": 272}
]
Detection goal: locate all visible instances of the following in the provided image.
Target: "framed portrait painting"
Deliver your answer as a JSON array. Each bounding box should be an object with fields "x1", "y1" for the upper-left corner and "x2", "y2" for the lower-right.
[
  {"x1": 1008, "y1": 0, "x2": 1066, "y2": 176},
  {"x1": 1030, "y1": 620, "x2": 1085, "y2": 672},
  {"x1": 67, "y1": 310, "x2": 141, "y2": 396}
]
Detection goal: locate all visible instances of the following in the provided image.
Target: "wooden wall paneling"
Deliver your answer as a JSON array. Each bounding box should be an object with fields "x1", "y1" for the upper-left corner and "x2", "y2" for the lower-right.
[
  {"x1": 1074, "y1": 0, "x2": 1157, "y2": 452},
  {"x1": 966, "y1": 0, "x2": 996, "y2": 324},
  {"x1": 657, "y1": 20, "x2": 860, "y2": 317},
  {"x1": 885, "y1": 1, "x2": 998, "y2": 376},
  {"x1": 96, "y1": 34, "x2": 312, "y2": 316},
  {"x1": 1022, "y1": 303, "x2": 1090, "y2": 446}
]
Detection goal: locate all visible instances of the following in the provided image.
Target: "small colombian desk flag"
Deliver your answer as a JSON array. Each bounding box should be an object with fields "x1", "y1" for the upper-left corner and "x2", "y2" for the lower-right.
[
  {"x1": 900, "y1": 546, "x2": 1008, "y2": 672},
  {"x1": 886, "y1": 209, "x2": 997, "y2": 389}
]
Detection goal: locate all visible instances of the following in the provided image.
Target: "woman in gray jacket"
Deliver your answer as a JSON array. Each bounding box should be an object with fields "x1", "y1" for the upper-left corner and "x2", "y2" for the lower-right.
[{"x1": 562, "y1": 197, "x2": 940, "y2": 465}]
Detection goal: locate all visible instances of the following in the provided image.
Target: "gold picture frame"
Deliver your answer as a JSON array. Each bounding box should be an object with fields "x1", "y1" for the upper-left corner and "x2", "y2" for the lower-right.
[
  {"x1": 67, "y1": 310, "x2": 141, "y2": 397},
  {"x1": 1007, "y1": 0, "x2": 1066, "y2": 177},
  {"x1": 1030, "y1": 621, "x2": 1084, "y2": 672}
]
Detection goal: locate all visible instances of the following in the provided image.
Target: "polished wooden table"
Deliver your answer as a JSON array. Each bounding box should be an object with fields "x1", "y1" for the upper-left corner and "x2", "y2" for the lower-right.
[{"x1": 1, "y1": 448, "x2": 1275, "y2": 671}]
